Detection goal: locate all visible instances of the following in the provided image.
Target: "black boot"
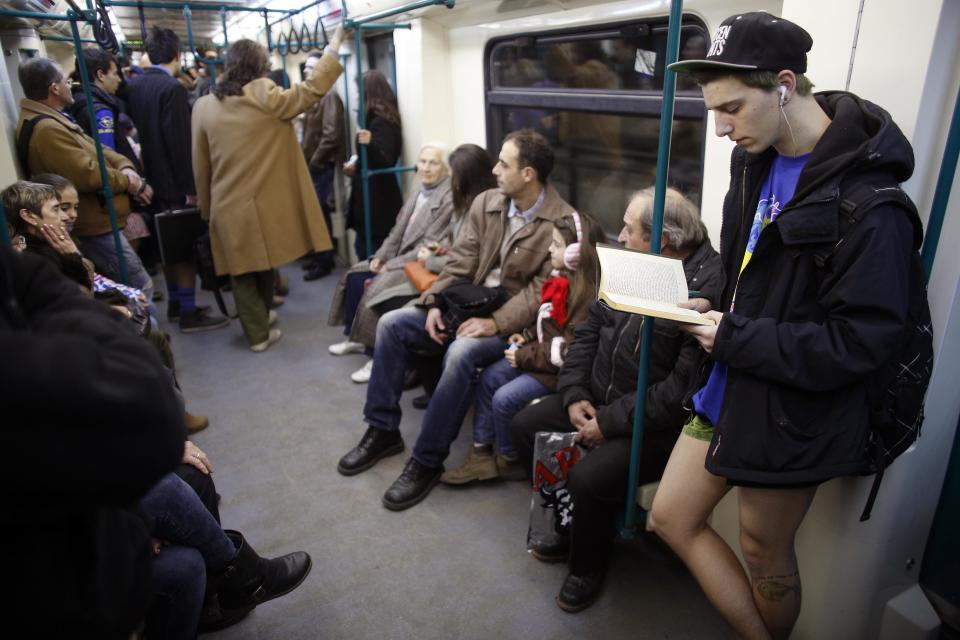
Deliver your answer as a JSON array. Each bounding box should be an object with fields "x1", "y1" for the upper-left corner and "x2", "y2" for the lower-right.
[
  {"x1": 337, "y1": 426, "x2": 404, "y2": 476},
  {"x1": 197, "y1": 592, "x2": 253, "y2": 633},
  {"x1": 556, "y1": 569, "x2": 605, "y2": 613},
  {"x1": 382, "y1": 458, "x2": 443, "y2": 511},
  {"x1": 215, "y1": 531, "x2": 313, "y2": 611}
]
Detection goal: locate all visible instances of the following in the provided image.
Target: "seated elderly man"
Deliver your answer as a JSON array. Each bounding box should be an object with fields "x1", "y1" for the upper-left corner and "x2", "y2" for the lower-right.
[
  {"x1": 510, "y1": 187, "x2": 722, "y2": 612},
  {"x1": 337, "y1": 129, "x2": 576, "y2": 511}
]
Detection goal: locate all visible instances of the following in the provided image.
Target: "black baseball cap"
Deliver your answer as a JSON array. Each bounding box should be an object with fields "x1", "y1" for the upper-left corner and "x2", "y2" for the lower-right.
[{"x1": 668, "y1": 12, "x2": 813, "y2": 74}]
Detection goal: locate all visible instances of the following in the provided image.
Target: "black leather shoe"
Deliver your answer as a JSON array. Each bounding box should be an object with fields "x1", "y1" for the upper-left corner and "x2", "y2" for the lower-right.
[
  {"x1": 530, "y1": 536, "x2": 569, "y2": 563},
  {"x1": 382, "y1": 458, "x2": 442, "y2": 511},
  {"x1": 337, "y1": 427, "x2": 404, "y2": 476},
  {"x1": 303, "y1": 263, "x2": 332, "y2": 281},
  {"x1": 556, "y1": 570, "x2": 605, "y2": 613},
  {"x1": 411, "y1": 393, "x2": 431, "y2": 410},
  {"x1": 167, "y1": 303, "x2": 212, "y2": 321}
]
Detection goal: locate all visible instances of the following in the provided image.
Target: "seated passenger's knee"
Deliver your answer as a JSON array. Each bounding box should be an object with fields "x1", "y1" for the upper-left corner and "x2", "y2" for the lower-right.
[{"x1": 738, "y1": 529, "x2": 784, "y2": 573}]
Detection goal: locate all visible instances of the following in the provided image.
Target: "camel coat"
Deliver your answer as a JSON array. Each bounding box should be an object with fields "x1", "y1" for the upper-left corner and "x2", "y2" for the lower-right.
[{"x1": 191, "y1": 52, "x2": 343, "y2": 276}]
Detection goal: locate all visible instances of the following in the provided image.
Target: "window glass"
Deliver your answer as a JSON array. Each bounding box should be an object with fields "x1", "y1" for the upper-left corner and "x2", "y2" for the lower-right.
[
  {"x1": 490, "y1": 28, "x2": 709, "y2": 93},
  {"x1": 489, "y1": 106, "x2": 706, "y2": 233},
  {"x1": 486, "y1": 17, "x2": 709, "y2": 235}
]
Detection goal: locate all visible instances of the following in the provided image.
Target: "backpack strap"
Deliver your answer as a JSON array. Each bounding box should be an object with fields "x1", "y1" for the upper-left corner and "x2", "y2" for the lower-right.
[
  {"x1": 16, "y1": 114, "x2": 53, "y2": 176},
  {"x1": 812, "y1": 181, "x2": 921, "y2": 270}
]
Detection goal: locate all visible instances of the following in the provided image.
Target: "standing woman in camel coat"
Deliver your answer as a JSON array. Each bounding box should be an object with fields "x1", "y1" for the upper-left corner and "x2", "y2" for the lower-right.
[{"x1": 192, "y1": 28, "x2": 345, "y2": 351}]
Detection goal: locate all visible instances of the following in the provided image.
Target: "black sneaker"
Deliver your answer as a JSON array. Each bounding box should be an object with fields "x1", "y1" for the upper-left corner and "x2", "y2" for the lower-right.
[
  {"x1": 168, "y1": 302, "x2": 212, "y2": 322},
  {"x1": 179, "y1": 308, "x2": 229, "y2": 333},
  {"x1": 382, "y1": 458, "x2": 442, "y2": 511}
]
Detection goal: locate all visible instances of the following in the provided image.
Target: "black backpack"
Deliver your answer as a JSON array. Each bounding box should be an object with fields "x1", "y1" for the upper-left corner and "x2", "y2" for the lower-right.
[
  {"x1": 16, "y1": 114, "x2": 52, "y2": 175},
  {"x1": 812, "y1": 180, "x2": 933, "y2": 521}
]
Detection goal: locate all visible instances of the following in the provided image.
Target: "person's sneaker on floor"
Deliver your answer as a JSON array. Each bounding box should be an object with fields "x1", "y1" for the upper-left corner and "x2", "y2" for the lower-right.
[
  {"x1": 270, "y1": 295, "x2": 285, "y2": 308},
  {"x1": 351, "y1": 360, "x2": 373, "y2": 383},
  {"x1": 268, "y1": 309, "x2": 278, "y2": 326},
  {"x1": 185, "y1": 412, "x2": 210, "y2": 434},
  {"x1": 274, "y1": 272, "x2": 290, "y2": 296},
  {"x1": 495, "y1": 453, "x2": 526, "y2": 481},
  {"x1": 556, "y1": 570, "x2": 605, "y2": 613},
  {"x1": 440, "y1": 444, "x2": 498, "y2": 485},
  {"x1": 329, "y1": 339, "x2": 365, "y2": 356},
  {"x1": 250, "y1": 328, "x2": 283, "y2": 353},
  {"x1": 180, "y1": 308, "x2": 229, "y2": 333},
  {"x1": 303, "y1": 262, "x2": 332, "y2": 281}
]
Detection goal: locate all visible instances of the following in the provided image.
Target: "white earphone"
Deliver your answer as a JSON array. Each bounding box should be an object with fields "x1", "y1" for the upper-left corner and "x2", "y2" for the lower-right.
[{"x1": 778, "y1": 86, "x2": 788, "y2": 106}]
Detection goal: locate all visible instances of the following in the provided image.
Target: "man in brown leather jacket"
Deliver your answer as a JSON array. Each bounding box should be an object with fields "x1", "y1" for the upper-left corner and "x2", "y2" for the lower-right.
[
  {"x1": 300, "y1": 51, "x2": 346, "y2": 280},
  {"x1": 337, "y1": 129, "x2": 575, "y2": 511}
]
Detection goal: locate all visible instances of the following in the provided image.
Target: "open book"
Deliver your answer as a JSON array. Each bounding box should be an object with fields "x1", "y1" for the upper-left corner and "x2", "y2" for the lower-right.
[{"x1": 596, "y1": 243, "x2": 714, "y2": 325}]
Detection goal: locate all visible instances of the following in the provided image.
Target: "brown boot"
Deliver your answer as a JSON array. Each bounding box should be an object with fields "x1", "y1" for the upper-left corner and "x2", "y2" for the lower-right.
[
  {"x1": 440, "y1": 447, "x2": 498, "y2": 485},
  {"x1": 185, "y1": 412, "x2": 210, "y2": 434}
]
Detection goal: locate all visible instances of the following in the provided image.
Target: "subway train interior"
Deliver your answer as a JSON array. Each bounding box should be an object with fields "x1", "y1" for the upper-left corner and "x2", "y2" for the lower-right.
[{"x1": 1, "y1": 0, "x2": 959, "y2": 638}]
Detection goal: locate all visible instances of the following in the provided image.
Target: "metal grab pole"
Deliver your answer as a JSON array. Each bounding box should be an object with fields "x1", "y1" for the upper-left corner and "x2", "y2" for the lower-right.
[
  {"x1": 355, "y1": 27, "x2": 373, "y2": 258},
  {"x1": 220, "y1": 6, "x2": 228, "y2": 47},
  {"x1": 368, "y1": 165, "x2": 415, "y2": 177},
  {"x1": 103, "y1": 1, "x2": 291, "y2": 13},
  {"x1": 921, "y1": 83, "x2": 960, "y2": 280},
  {"x1": 620, "y1": 0, "x2": 683, "y2": 538},
  {"x1": 69, "y1": 11, "x2": 129, "y2": 283}
]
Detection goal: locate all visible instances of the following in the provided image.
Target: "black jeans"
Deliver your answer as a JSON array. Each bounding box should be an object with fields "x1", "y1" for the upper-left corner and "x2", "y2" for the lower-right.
[{"x1": 511, "y1": 394, "x2": 677, "y2": 575}]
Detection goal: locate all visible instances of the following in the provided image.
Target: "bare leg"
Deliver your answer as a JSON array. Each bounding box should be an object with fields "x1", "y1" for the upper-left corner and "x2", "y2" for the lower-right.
[
  {"x1": 738, "y1": 486, "x2": 817, "y2": 639},
  {"x1": 649, "y1": 435, "x2": 770, "y2": 640}
]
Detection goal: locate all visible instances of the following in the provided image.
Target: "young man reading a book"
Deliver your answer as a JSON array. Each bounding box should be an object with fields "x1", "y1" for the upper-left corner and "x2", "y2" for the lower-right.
[
  {"x1": 648, "y1": 13, "x2": 922, "y2": 639},
  {"x1": 510, "y1": 187, "x2": 721, "y2": 612}
]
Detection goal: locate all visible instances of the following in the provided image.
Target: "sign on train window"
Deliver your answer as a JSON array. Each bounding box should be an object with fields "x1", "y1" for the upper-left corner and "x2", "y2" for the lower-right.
[{"x1": 484, "y1": 17, "x2": 710, "y2": 235}]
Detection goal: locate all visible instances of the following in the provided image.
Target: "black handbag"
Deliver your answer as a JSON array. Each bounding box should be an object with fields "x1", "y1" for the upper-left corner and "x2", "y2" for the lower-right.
[{"x1": 434, "y1": 279, "x2": 509, "y2": 337}]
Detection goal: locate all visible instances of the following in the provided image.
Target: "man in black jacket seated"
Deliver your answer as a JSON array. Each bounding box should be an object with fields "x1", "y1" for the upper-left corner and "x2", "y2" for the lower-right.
[
  {"x1": 0, "y1": 245, "x2": 183, "y2": 636},
  {"x1": 511, "y1": 187, "x2": 721, "y2": 613}
]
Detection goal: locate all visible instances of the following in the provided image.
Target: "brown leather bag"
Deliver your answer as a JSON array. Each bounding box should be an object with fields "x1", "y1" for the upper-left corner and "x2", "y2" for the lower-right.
[{"x1": 404, "y1": 261, "x2": 439, "y2": 293}]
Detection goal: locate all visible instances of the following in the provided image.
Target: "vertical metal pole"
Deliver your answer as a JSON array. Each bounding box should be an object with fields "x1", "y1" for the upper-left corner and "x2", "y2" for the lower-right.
[
  {"x1": 220, "y1": 6, "x2": 229, "y2": 48},
  {"x1": 70, "y1": 12, "x2": 129, "y2": 283},
  {"x1": 355, "y1": 27, "x2": 373, "y2": 258},
  {"x1": 340, "y1": 53, "x2": 352, "y2": 145},
  {"x1": 621, "y1": 0, "x2": 683, "y2": 538},
  {"x1": 921, "y1": 83, "x2": 960, "y2": 280},
  {"x1": 263, "y1": 10, "x2": 272, "y2": 51}
]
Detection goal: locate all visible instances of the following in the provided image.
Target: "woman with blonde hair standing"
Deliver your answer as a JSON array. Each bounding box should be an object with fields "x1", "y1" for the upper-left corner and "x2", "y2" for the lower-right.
[{"x1": 192, "y1": 26, "x2": 346, "y2": 352}]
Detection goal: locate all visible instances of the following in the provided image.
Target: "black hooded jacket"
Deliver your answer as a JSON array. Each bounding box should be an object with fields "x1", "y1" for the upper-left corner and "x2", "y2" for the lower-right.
[
  {"x1": 558, "y1": 238, "x2": 722, "y2": 439},
  {"x1": 704, "y1": 91, "x2": 922, "y2": 485},
  {"x1": 70, "y1": 83, "x2": 143, "y2": 173}
]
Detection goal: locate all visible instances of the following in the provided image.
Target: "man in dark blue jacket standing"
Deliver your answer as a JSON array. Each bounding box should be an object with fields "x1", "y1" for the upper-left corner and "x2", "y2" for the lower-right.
[
  {"x1": 127, "y1": 27, "x2": 228, "y2": 333},
  {"x1": 646, "y1": 12, "x2": 925, "y2": 640}
]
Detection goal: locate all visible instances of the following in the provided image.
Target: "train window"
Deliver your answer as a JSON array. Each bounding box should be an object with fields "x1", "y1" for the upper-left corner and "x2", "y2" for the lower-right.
[{"x1": 485, "y1": 17, "x2": 709, "y2": 233}]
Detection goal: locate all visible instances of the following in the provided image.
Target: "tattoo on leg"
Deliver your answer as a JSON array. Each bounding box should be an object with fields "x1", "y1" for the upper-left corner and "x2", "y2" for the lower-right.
[{"x1": 754, "y1": 572, "x2": 801, "y2": 602}]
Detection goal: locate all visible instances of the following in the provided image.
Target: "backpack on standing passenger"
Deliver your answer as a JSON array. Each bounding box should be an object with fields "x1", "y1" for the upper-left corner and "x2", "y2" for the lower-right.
[{"x1": 812, "y1": 178, "x2": 933, "y2": 521}]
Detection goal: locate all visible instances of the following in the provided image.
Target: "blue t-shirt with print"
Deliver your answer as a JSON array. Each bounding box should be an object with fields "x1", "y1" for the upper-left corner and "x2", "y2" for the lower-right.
[{"x1": 692, "y1": 153, "x2": 810, "y2": 425}]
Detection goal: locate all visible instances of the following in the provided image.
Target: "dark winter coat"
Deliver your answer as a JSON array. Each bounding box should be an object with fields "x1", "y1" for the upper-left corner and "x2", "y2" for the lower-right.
[
  {"x1": 348, "y1": 112, "x2": 403, "y2": 245},
  {"x1": 704, "y1": 91, "x2": 921, "y2": 485},
  {"x1": 0, "y1": 246, "x2": 183, "y2": 635},
  {"x1": 559, "y1": 239, "x2": 721, "y2": 439},
  {"x1": 125, "y1": 67, "x2": 196, "y2": 203},
  {"x1": 70, "y1": 83, "x2": 142, "y2": 173}
]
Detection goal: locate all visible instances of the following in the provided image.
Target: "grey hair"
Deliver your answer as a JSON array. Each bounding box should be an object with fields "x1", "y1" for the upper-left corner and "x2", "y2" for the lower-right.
[{"x1": 630, "y1": 187, "x2": 707, "y2": 251}]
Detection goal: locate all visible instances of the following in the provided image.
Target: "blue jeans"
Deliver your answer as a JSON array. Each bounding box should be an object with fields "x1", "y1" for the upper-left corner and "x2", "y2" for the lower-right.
[
  {"x1": 310, "y1": 165, "x2": 336, "y2": 269},
  {"x1": 148, "y1": 545, "x2": 206, "y2": 640},
  {"x1": 474, "y1": 358, "x2": 550, "y2": 457},
  {"x1": 140, "y1": 473, "x2": 236, "y2": 571},
  {"x1": 78, "y1": 231, "x2": 153, "y2": 298},
  {"x1": 363, "y1": 307, "x2": 507, "y2": 468}
]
